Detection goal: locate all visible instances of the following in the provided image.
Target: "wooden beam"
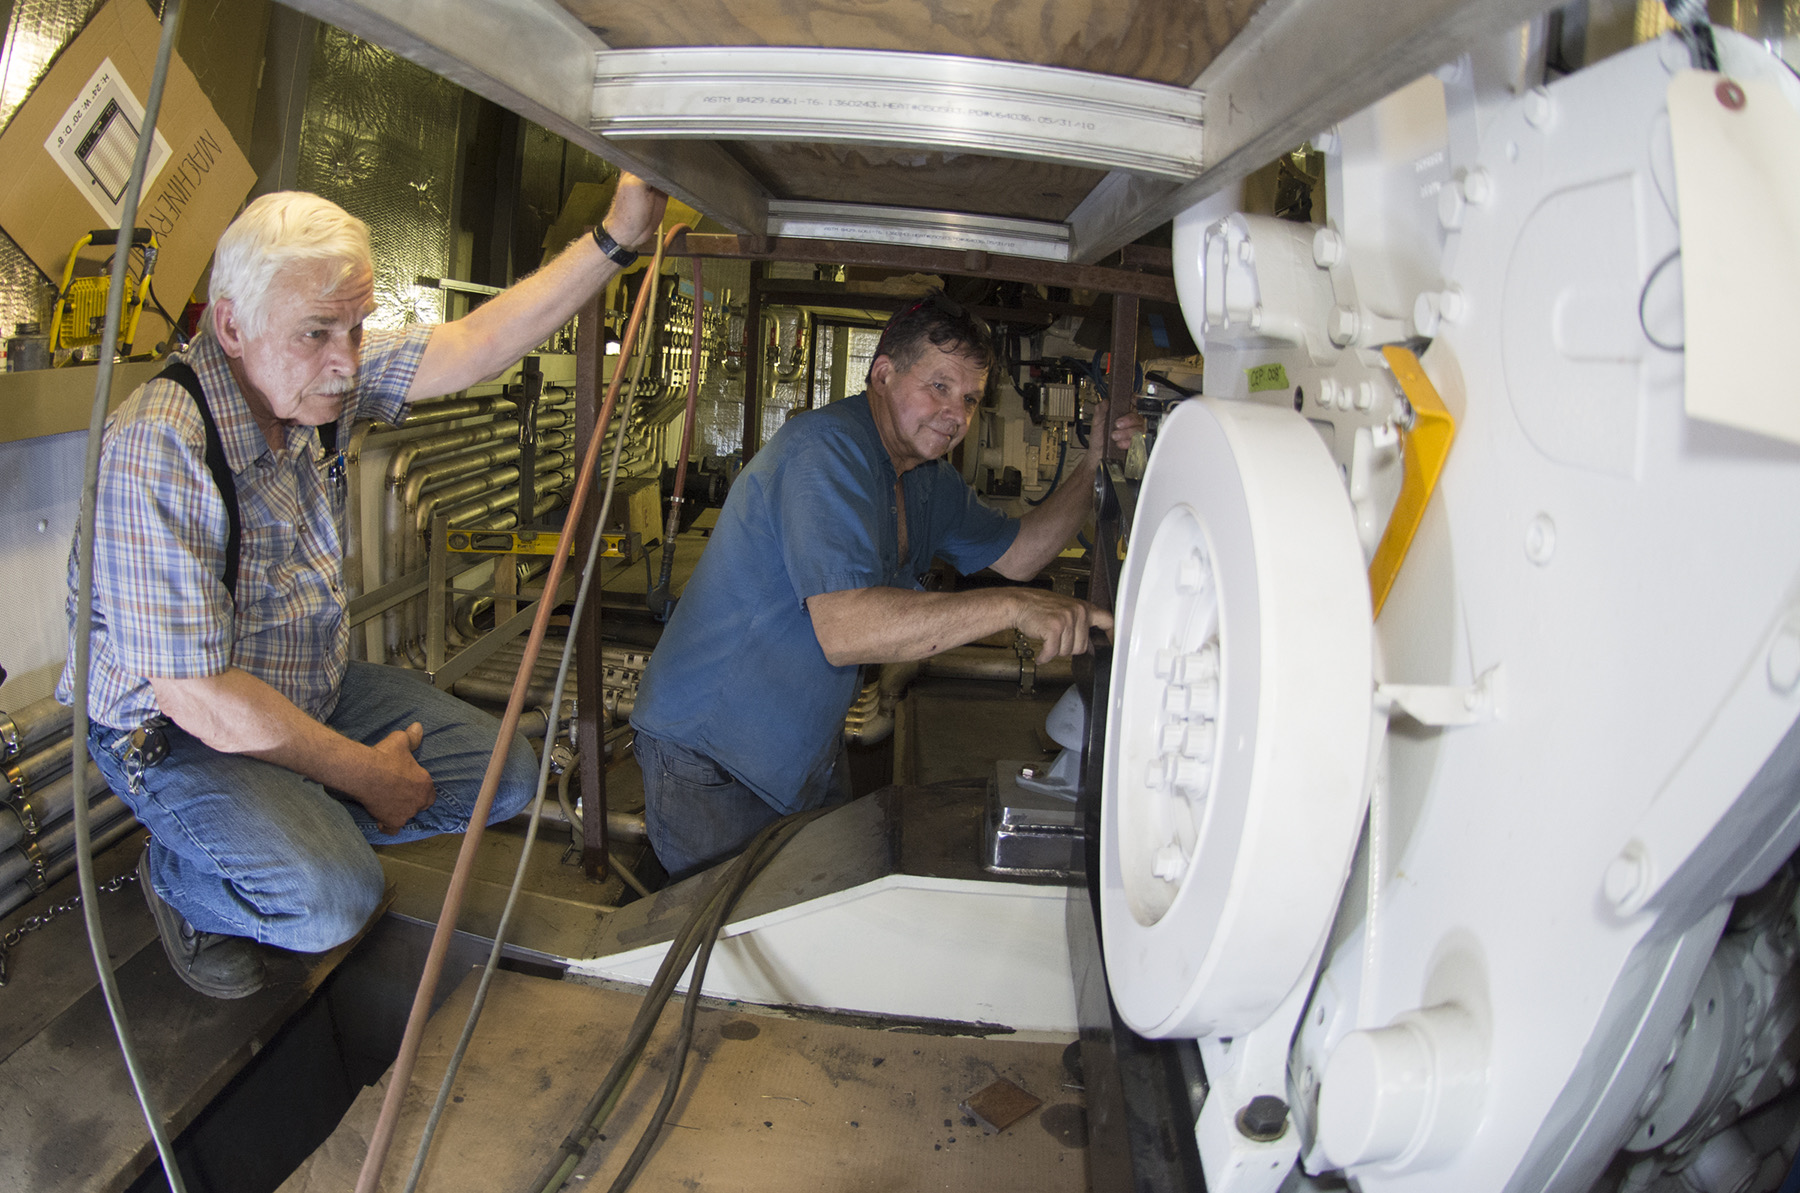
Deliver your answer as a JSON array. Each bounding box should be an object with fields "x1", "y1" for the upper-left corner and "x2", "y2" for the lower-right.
[{"x1": 666, "y1": 233, "x2": 1178, "y2": 303}]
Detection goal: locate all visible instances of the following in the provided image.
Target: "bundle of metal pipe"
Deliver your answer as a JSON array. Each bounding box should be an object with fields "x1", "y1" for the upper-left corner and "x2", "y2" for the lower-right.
[
  {"x1": 6, "y1": 736, "x2": 73, "y2": 800},
  {"x1": 385, "y1": 405, "x2": 575, "y2": 491},
  {"x1": 0, "y1": 760, "x2": 107, "y2": 853},
  {"x1": 0, "y1": 707, "x2": 140, "y2": 917},
  {"x1": 0, "y1": 797, "x2": 139, "y2": 919},
  {"x1": 0, "y1": 695, "x2": 73, "y2": 765},
  {"x1": 378, "y1": 387, "x2": 576, "y2": 664}
]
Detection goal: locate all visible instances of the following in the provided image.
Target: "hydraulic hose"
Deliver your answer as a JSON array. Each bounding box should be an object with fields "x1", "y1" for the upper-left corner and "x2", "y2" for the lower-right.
[
  {"x1": 66, "y1": 1, "x2": 188, "y2": 1189},
  {"x1": 357, "y1": 225, "x2": 690, "y2": 1193}
]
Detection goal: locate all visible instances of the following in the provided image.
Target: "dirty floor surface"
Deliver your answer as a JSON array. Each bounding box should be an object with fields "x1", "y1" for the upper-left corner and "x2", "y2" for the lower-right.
[{"x1": 281, "y1": 968, "x2": 1089, "y2": 1192}]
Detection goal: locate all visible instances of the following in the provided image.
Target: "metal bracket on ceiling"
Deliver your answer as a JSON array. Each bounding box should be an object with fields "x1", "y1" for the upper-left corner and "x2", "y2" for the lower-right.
[
  {"x1": 590, "y1": 47, "x2": 1206, "y2": 181},
  {"x1": 765, "y1": 201, "x2": 1073, "y2": 262}
]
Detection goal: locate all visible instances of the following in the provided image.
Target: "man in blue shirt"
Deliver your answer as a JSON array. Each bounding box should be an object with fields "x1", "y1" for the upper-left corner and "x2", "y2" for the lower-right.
[{"x1": 632, "y1": 293, "x2": 1134, "y2": 878}]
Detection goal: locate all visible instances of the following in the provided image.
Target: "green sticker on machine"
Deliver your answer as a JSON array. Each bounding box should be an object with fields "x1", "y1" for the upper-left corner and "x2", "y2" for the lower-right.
[{"x1": 1245, "y1": 363, "x2": 1290, "y2": 392}]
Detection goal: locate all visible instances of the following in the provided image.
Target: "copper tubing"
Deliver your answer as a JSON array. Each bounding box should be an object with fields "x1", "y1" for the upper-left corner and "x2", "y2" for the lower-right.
[{"x1": 355, "y1": 224, "x2": 689, "y2": 1193}]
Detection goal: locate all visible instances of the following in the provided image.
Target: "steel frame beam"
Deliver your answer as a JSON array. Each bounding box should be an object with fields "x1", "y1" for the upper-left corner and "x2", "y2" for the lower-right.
[
  {"x1": 283, "y1": 0, "x2": 1560, "y2": 281},
  {"x1": 591, "y1": 47, "x2": 1204, "y2": 181},
  {"x1": 1065, "y1": 0, "x2": 1568, "y2": 261},
  {"x1": 276, "y1": 0, "x2": 768, "y2": 234},
  {"x1": 766, "y1": 201, "x2": 1073, "y2": 263},
  {"x1": 665, "y1": 233, "x2": 1177, "y2": 303}
]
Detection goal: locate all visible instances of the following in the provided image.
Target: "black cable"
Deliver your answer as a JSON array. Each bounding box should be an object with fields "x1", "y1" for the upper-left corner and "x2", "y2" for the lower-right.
[
  {"x1": 147, "y1": 279, "x2": 189, "y2": 350},
  {"x1": 1638, "y1": 248, "x2": 1684, "y2": 352},
  {"x1": 533, "y1": 808, "x2": 826, "y2": 1193},
  {"x1": 605, "y1": 813, "x2": 823, "y2": 1192}
]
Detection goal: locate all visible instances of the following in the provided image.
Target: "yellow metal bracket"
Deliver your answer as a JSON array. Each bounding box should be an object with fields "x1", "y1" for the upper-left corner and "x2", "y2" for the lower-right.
[
  {"x1": 444, "y1": 527, "x2": 639, "y2": 560},
  {"x1": 1368, "y1": 346, "x2": 1456, "y2": 619}
]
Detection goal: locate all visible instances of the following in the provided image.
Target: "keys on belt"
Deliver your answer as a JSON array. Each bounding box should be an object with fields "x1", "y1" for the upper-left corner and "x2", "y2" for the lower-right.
[{"x1": 128, "y1": 715, "x2": 172, "y2": 768}]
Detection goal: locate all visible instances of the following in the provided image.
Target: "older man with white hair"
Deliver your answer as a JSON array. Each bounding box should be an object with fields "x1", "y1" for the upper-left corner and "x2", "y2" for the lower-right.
[{"x1": 59, "y1": 175, "x2": 667, "y2": 998}]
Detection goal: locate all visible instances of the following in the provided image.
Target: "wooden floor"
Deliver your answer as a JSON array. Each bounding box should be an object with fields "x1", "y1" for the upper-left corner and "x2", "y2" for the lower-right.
[
  {"x1": 0, "y1": 832, "x2": 373, "y2": 1193},
  {"x1": 280, "y1": 968, "x2": 1089, "y2": 1193}
]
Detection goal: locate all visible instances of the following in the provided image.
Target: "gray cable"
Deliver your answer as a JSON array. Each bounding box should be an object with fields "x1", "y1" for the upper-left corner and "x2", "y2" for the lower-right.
[
  {"x1": 68, "y1": 0, "x2": 189, "y2": 1188},
  {"x1": 401, "y1": 275, "x2": 664, "y2": 1193}
]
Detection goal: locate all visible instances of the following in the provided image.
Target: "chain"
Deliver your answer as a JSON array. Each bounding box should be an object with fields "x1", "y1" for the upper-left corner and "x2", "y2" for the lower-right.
[{"x1": 0, "y1": 870, "x2": 139, "y2": 987}]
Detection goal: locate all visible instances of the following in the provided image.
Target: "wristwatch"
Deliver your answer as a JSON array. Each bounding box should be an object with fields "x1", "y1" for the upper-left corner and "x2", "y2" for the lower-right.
[{"x1": 591, "y1": 225, "x2": 639, "y2": 268}]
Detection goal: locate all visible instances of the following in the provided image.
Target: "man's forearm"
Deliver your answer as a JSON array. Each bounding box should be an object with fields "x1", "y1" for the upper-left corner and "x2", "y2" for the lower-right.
[
  {"x1": 410, "y1": 234, "x2": 622, "y2": 399},
  {"x1": 991, "y1": 450, "x2": 1099, "y2": 580},
  {"x1": 151, "y1": 669, "x2": 370, "y2": 790},
  {"x1": 808, "y1": 587, "x2": 1023, "y2": 665},
  {"x1": 409, "y1": 176, "x2": 667, "y2": 399},
  {"x1": 808, "y1": 583, "x2": 1107, "y2": 666}
]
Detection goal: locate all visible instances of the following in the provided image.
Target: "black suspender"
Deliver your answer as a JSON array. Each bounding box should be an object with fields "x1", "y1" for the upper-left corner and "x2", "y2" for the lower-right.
[{"x1": 154, "y1": 361, "x2": 241, "y2": 600}]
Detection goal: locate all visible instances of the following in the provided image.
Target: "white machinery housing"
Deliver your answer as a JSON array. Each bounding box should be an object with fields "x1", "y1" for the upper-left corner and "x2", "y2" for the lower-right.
[{"x1": 1102, "y1": 27, "x2": 1800, "y2": 1193}]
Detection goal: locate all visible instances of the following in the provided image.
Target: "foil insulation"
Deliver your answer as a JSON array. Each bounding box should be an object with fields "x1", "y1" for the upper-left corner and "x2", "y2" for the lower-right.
[
  {"x1": 0, "y1": 0, "x2": 108, "y2": 341},
  {"x1": 296, "y1": 24, "x2": 460, "y2": 331}
]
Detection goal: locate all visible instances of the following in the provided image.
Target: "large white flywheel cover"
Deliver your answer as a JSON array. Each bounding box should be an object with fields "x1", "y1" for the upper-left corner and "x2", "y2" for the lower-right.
[{"x1": 1102, "y1": 397, "x2": 1373, "y2": 1039}]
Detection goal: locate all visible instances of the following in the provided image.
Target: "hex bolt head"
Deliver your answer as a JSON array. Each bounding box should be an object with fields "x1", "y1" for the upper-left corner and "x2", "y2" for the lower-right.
[
  {"x1": 1329, "y1": 306, "x2": 1360, "y2": 347},
  {"x1": 1438, "y1": 287, "x2": 1467, "y2": 324},
  {"x1": 1413, "y1": 291, "x2": 1443, "y2": 337},
  {"x1": 1237, "y1": 1095, "x2": 1290, "y2": 1142},
  {"x1": 1174, "y1": 755, "x2": 1211, "y2": 790},
  {"x1": 1237, "y1": 239, "x2": 1256, "y2": 264},
  {"x1": 1354, "y1": 381, "x2": 1376, "y2": 411},
  {"x1": 1524, "y1": 86, "x2": 1554, "y2": 129},
  {"x1": 1178, "y1": 646, "x2": 1219, "y2": 685},
  {"x1": 1178, "y1": 553, "x2": 1206, "y2": 593},
  {"x1": 1460, "y1": 169, "x2": 1493, "y2": 205},
  {"x1": 1159, "y1": 719, "x2": 1187, "y2": 752},
  {"x1": 1153, "y1": 844, "x2": 1187, "y2": 883},
  {"x1": 1313, "y1": 227, "x2": 1344, "y2": 268},
  {"x1": 1437, "y1": 185, "x2": 1466, "y2": 231}
]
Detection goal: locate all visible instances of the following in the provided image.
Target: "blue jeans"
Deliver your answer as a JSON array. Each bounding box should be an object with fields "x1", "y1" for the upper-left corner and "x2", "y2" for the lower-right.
[
  {"x1": 635, "y1": 731, "x2": 849, "y2": 882},
  {"x1": 91, "y1": 661, "x2": 538, "y2": 953}
]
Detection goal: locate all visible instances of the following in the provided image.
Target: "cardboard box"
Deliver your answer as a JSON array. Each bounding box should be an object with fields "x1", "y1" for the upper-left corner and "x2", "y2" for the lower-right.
[{"x1": 0, "y1": 0, "x2": 255, "y2": 347}]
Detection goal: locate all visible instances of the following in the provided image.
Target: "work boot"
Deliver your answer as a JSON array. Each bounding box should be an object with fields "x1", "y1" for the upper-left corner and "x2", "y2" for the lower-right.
[{"x1": 137, "y1": 848, "x2": 265, "y2": 999}]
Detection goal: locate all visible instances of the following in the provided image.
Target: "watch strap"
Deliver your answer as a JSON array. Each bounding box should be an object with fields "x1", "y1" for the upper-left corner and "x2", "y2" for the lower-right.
[{"x1": 591, "y1": 226, "x2": 639, "y2": 268}]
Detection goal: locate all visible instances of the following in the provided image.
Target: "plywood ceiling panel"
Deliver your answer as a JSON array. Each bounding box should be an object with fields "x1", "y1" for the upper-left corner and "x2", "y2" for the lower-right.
[
  {"x1": 561, "y1": 0, "x2": 1264, "y2": 86},
  {"x1": 728, "y1": 142, "x2": 1106, "y2": 221}
]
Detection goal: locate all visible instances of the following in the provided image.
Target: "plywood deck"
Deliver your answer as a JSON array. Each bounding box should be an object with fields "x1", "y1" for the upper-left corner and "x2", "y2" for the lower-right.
[
  {"x1": 282, "y1": 969, "x2": 1090, "y2": 1192},
  {"x1": 562, "y1": 0, "x2": 1262, "y2": 87}
]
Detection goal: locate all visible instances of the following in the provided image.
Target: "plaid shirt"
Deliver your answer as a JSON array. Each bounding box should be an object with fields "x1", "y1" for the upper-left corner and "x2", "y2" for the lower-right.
[{"x1": 57, "y1": 325, "x2": 431, "y2": 730}]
